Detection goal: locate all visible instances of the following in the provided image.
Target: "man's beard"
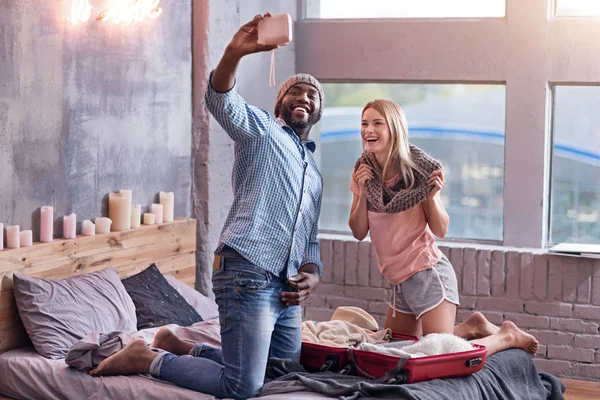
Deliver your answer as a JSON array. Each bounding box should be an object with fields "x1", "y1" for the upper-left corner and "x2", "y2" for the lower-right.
[{"x1": 281, "y1": 107, "x2": 319, "y2": 131}]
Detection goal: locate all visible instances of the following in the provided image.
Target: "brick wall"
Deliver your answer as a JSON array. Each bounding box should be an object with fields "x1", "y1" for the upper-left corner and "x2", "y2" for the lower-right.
[{"x1": 304, "y1": 238, "x2": 600, "y2": 381}]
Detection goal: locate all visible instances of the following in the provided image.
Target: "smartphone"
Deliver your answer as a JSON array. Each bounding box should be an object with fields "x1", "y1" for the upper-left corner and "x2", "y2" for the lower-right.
[{"x1": 257, "y1": 13, "x2": 293, "y2": 46}]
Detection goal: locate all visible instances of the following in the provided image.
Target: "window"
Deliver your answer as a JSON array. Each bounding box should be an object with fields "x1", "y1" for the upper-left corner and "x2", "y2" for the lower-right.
[
  {"x1": 304, "y1": 0, "x2": 506, "y2": 19},
  {"x1": 549, "y1": 86, "x2": 600, "y2": 245},
  {"x1": 319, "y1": 83, "x2": 506, "y2": 241},
  {"x1": 555, "y1": 0, "x2": 600, "y2": 16}
]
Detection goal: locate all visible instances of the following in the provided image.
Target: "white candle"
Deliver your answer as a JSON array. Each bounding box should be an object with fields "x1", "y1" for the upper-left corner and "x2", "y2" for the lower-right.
[
  {"x1": 95, "y1": 217, "x2": 112, "y2": 234},
  {"x1": 40, "y1": 206, "x2": 54, "y2": 243},
  {"x1": 119, "y1": 189, "x2": 132, "y2": 230},
  {"x1": 19, "y1": 230, "x2": 33, "y2": 247},
  {"x1": 159, "y1": 191, "x2": 174, "y2": 222},
  {"x1": 82, "y1": 220, "x2": 96, "y2": 236},
  {"x1": 108, "y1": 192, "x2": 129, "y2": 231},
  {"x1": 151, "y1": 203, "x2": 163, "y2": 224},
  {"x1": 131, "y1": 204, "x2": 141, "y2": 228},
  {"x1": 6, "y1": 225, "x2": 20, "y2": 249},
  {"x1": 143, "y1": 213, "x2": 155, "y2": 225},
  {"x1": 63, "y1": 213, "x2": 76, "y2": 239},
  {"x1": 0, "y1": 223, "x2": 4, "y2": 250}
]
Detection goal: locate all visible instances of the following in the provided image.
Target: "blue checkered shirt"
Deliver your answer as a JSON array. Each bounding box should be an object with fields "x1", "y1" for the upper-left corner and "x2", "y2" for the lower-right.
[{"x1": 206, "y1": 77, "x2": 323, "y2": 279}]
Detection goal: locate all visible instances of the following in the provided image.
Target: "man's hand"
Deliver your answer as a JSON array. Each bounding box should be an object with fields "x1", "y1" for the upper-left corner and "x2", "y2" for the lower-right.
[
  {"x1": 227, "y1": 13, "x2": 279, "y2": 58},
  {"x1": 281, "y1": 264, "x2": 320, "y2": 306}
]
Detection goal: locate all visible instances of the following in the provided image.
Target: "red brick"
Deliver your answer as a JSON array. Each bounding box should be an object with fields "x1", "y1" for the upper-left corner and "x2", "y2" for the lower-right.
[
  {"x1": 345, "y1": 286, "x2": 388, "y2": 301},
  {"x1": 368, "y1": 301, "x2": 391, "y2": 315},
  {"x1": 548, "y1": 256, "x2": 563, "y2": 301},
  {"x1": 505, "y1": 251, "x2": 520, "y2": 298},
  {"x1": 576, "y1": 258, "x2": 593, "y2": 304},
  {"x1": 369, "y1": 244, "x2": 383, "y2": 288},
  {"x1": 574, "y1": 334, "x2": 600, "y2": 349},
  {"x1": 373, "y1": 314, "x2": 387, "y2": 329},
  {"x1": 462, "y1": 248, "x2": 477, "y2": 296},
  {"x1": 525, "y1": 301, "x2": 572, "y2": 317},
  {"x1": 532, "y1": 254, "x2": 548, "y2": 301},
  {"x1": 357, "y1": 241, "x2": 371, "y2": 287},
  {"x1": 572, "y1": 363, "x2": 600, "y2": 380},
  {"x1": 314, "y1": 283, "x2": 346, "y2": 297},
  {"x1": 573, "y1": 304, "x2": 600, "y2": 321},
  {"x1": 303, "y1": 294, "x2": 327, "y2": 308},
  {"x1": 504, "y1": 312, "x2": 549, "y2": 329},
  {"x1": 532, "y1": 359, "x2": 572, "y2": 376},
  {"x1": 520, "y1": 252, "x2": 535, "y2": 301},
  {"x1": 480, "y1": 311, "x2": 503, "y2": 325},
  {"x1": 562, "y1": 257, "x2": 578, "y2": 302},
  {"x1": 491, "y1": 250, "x2": 505, "y2": 296},
  {"x1": 547, "y1": 346, "x2": 595, "y2": 363},
  {"x1": 596, "y1": 350, "x2": 600, "y2": 363},
  {"x1": 536, "y1": 345, "x2": 547, "y2": 358},
  {"x1": 319, "y1": 239, "x2": 334, "y2": 284},
  {"x1": 305, "y1": 307, "x2": 334, "y2": 322},
  {"x1": 550, "y1": 318, "x2": 599, "y2": 334},
  {"x1": 593, "y1": 261, "x2": 600, "y2": 306},
  {"x1": 456, "y1": 309, "x2": 473, "y2": 324},
  {"x1": 449, "y1": 247, "x2": 463, "y2": 292},
  {"x1": 478, "y1": 297, "x2": 523, "y2": 313},
  {"x1": 528, "y1": 330, "x2": 574, "y2": 346},
  {"x1": 476, "y1": 249, "x2": 491, "y2": 296},
  {"x1": 326, "y1": 296, "x2": 368, "y2": 311},
  {"x1": 344, "y1": 241, "x2": 358, "y2": 285},
  {"x1": 332, "y1": 241, "x2": 346, "y2": 284},
  {"x1": 459, "y1": 295, "x2": 477, "y2": 310}
]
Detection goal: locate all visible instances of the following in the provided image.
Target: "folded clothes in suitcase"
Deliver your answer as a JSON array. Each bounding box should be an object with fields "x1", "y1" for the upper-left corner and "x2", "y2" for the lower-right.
[{"x1": 300, "y1": 332, "x2": 487, "y2": 383}]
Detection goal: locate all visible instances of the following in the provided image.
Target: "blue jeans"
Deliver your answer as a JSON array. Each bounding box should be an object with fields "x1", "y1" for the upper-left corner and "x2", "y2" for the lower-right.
[{"x1": 150, "y1": 256, "x2": 302, "y2": 399}]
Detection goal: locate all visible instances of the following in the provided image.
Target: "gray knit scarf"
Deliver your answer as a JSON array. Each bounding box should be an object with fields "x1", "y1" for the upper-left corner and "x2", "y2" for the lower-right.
[{"x1": 353, "y1": 145, "x2": 442, "y2": 214}]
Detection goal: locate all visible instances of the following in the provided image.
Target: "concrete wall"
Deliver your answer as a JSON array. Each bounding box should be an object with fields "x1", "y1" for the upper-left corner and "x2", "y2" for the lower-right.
[
  {"x1": 307, "y1": 238, "x2": 600, "y2": 381},
  {"x1": 0, "y1": 0, "x2": 192, "y2": 240},
  {"x1": 192, "y1": 0, "x2": 297, "y2": 296}
]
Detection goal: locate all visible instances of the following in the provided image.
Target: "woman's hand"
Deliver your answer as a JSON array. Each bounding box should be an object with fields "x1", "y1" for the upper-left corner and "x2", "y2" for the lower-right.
[
  {"x1": 355, "y1": 164, "x2": 374, "y2": 193},
  {"x1": 427, "y1": 170, "x2": 445, "y2": 199}
]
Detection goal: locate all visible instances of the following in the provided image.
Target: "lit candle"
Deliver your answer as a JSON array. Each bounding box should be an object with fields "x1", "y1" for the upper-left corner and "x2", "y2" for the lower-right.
[
  {"x1": 19, "y1": 230, "x2": 33, "y2": 247},
  {"x1": 95, "y1": 217, "x2": 112, "y2": 234},
  {"x1": 82, "y1": 220, "x2": 96, "y2": 236},
  {"x1": 6, "y1": 225, "x2": 20, "y2": 249},
  {"x1": 108, "y1": 192, "x2": 129, "y2": 231},
  {"x1": 63, "y1": 214, "x2": 76, "y2": 239},
  {"x1": 151, "y1": 203, "x2": 163, "y2": 224},
  {"x1": 143, "y1": 213, "x2": 155, "y2": 225},
  {"x1": 131, "y1": 204, "x2": 141, "y2": 228},
  {"x1": 159, "y1": 191, "x2": 174, "y2": 222},
  {"x1": 0, "y1": 223, "x2": 3, "y2": 250},
  {"x1": 40, "y1": 206, "x2": 54, "y2": 243},
  {"x1": 120, "y1": 189, "x2": 132, "y2": 230}
]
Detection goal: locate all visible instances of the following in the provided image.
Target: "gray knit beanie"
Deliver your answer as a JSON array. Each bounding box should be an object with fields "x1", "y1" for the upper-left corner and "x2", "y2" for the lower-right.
[{"x1": 274, "y1": 74, "x2": 324, "y2": 123}]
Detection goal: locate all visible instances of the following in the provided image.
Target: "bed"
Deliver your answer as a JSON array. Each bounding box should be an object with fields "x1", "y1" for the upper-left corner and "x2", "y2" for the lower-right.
[{"x1": 0, "y1": 218, "x2": 565, "y2": 400}]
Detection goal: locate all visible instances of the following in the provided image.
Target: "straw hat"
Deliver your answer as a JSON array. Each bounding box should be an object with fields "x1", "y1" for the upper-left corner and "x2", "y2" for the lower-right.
[{"x1": 330, "y1": 306, "x2": 379, "y2": 331}]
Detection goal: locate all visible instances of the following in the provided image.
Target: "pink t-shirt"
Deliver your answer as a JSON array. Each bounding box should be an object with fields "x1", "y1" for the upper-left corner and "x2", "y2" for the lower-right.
[{"x1": 350, "y1": 173, "x2": 442, "y2": 285}]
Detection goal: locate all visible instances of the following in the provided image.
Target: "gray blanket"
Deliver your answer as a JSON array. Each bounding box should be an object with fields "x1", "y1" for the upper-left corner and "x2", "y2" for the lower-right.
[{"x1": 261, "y1": 349, "x2": 565, "y2": 400}]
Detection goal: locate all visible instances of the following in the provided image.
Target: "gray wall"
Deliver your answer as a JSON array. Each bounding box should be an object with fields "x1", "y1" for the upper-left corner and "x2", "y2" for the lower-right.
[
  {"x1": 0, "y1": 0, "x2": 192, "y2": 240},
  {"x1": 192, "y1": 0, "x2": 297, "y2": 296}
]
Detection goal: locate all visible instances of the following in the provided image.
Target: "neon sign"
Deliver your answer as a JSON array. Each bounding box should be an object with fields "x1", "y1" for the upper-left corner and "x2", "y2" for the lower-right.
[
  {"x1": 97, "y1": 0, "x2": 163, "y2": 24},
  {"x1": 67, "y1": 0, "x2": 92, "y2": 23}
]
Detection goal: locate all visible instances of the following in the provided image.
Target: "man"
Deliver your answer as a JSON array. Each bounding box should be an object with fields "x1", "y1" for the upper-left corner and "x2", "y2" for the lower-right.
[{"x1": 90, "y1": 13, "x2": 325, "y2": 400}]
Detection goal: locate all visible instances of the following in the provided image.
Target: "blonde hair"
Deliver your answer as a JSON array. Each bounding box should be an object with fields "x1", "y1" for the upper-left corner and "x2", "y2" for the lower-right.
[{"x1": 362, "y1": 99, "x2": 424, "y2": 189}]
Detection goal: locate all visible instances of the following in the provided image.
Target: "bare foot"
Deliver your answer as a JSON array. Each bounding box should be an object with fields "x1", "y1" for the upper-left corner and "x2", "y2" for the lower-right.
[
  {"x1": 151, "y1": 327, "x2": 194, "y2": 356},
  {"x1": 499, "y1": 321, "x2": 539, "y2": 356},
  {"x1": 458, "y1": 312, "x2": 500, "y2": 340},
  {"x1": 89, "y1": 339, "x2": 156, "y2": 376}
]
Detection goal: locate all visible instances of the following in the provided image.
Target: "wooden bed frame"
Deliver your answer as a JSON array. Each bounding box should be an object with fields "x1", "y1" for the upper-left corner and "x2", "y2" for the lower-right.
[{"x1": 0, "y1": 218, "x2": 196, "y2": 356}]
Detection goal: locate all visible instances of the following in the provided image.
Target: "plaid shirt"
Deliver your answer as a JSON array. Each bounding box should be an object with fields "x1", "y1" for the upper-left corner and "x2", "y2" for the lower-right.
[{"x1": 206, "y1": 77, "x2": 323, "y2": 278}]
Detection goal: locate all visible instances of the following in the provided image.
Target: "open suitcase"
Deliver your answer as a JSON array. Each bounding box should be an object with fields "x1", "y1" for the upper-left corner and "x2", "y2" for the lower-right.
[{"x1": 300, "y1": 332, "x2": 487, "y2": 384}]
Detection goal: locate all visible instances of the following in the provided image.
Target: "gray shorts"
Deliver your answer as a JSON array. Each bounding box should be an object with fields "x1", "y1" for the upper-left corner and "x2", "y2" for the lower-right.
[{"x1": 390, "y1": 254, "x2": 460, "y2": 319}]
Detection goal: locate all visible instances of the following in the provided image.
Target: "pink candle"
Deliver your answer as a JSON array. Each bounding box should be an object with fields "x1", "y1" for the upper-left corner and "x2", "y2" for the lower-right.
[
  {"x1": 95, "y1": 217, "x2": 112, "y2": 234},
  {"x1": 143, "y1": 213, "x2": 155, "y2": 225},
  {"x1": 40, "y1": 206, "x2": 54, "y2": 243},
  {"x1": 151, "y1": 203, "x2": 163, "y2": 224},
  {"x1": 131, "y1": 204, "x2": 141, "y2": 229},
  {"x1": 109, "y1": 192, "x2": 129, "y2": 231},
  {"x1": 6, "y1": 225, "x2": 20, "y2": 249},
  {"x1": 63, "y1": 213, "x2": 76, "y2": 239},
  {"x1": 82, "y1": 220, "x2": 95, "y2": 236},
  {"x1": 19, "y1": 230, "x2": 33, "y2": 247},
  {"x1": 119, "y1": 189, "x2": 132, "y2": 230},
  {"x1": 159, "y1": 192, "x2": 174, "y2": 222},
  {"x1": 0, "y1": 223, "x2": 3, "y2": 250}
]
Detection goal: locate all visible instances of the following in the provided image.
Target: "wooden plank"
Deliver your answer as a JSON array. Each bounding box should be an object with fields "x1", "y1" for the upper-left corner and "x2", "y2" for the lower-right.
[{"x1": 564, "y1": 378, "x2": 600, "y2": 400}]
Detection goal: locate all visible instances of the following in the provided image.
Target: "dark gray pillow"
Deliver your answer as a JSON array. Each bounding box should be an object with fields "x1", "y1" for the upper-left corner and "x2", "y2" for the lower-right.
[
  {"x1": 121, "y1": 264, "x2": 203, "y2": 330},
  {"x1": 13, "y1": 267, "x2": 137, "y2": 359}
]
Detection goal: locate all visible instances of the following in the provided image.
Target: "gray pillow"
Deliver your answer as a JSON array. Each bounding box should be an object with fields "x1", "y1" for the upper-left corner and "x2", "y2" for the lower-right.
[{"x1": 13, "y1": 267, "x2": 137, "y2": 359}]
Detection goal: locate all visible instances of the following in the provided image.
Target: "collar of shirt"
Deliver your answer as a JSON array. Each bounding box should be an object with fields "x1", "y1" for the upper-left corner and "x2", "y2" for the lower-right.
[{"x1": 276, "y1": 118, "x2": 317, "y2": 153}]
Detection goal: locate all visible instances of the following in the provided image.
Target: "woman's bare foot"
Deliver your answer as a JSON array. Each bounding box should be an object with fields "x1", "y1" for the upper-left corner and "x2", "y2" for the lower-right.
[
  {"x1": 151, "y1": 327, "x2": 194, "y2": 356},
  {"x1": 456, "y1": 312, "x2": 500, "y2": 340},
  {"x1": 89, "y1": 339, "x2": 156, "y2": 377},
  {"x1": 498, "y1": 321, "x2": 539, "y2": 356}
]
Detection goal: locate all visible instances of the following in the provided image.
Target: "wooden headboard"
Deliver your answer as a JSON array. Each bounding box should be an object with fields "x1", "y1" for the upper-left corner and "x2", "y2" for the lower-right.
[{"x1": 0, "y1": 218, "x2": 196, "y2": 355}]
